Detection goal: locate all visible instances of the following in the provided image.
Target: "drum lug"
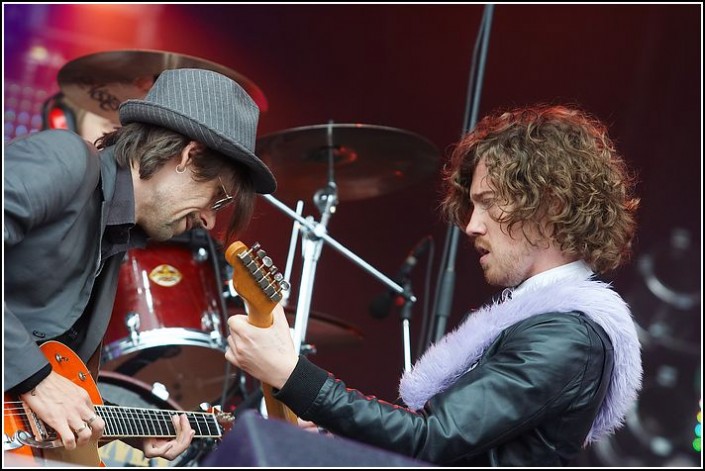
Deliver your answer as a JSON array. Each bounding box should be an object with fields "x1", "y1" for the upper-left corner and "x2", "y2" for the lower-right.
[
  {"x1": 202, "y1": 310, "x2": 223, "y2": 347},
  {"x1": 194, "y1": 247, "x2": 209, "y2": 263},
  {"x1": 150, "y1": 382, "x2": 171, "y2": 401},
  {"x1": 125, "y1": 311, "x2": 141, "y2": 345}
]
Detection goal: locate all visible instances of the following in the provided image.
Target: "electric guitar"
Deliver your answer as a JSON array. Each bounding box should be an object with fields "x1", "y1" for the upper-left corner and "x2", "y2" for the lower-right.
[
  {"x1": 225, "y1": 241, "x2": 298, "y2": 424},
  {"x1": 3, "y1": 341, "x2": 233, "y2": 467}
]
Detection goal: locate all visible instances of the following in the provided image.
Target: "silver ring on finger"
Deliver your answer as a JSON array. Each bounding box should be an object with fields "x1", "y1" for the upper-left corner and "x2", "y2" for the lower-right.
[{"x1": 74, "y1": 423, "x2": 89, "y2": 434}]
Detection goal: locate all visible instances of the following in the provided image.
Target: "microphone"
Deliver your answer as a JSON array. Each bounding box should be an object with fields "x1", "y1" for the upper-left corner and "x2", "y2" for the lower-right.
[{"x1": 369, "y1": 236, "x2": 432, "y2": 319}]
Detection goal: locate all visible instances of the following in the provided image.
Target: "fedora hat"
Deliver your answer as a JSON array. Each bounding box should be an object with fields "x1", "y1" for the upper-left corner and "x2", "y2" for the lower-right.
[{"x1": 119, "y1": 68, "x2": 276, "y2": 194}]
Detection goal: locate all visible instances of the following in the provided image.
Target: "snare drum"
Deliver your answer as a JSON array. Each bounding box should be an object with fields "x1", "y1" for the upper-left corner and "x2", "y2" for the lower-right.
[{"x1": 102, "y1": 240, "x2": 228, "y2": 410}]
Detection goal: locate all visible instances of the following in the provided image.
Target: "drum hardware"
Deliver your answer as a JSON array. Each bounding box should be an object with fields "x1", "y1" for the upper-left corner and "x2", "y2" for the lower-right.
[
  {"x1": 150, "y1": 382, "x2": 171, "y2": 402},
  {"x1": 194, "y1": 246, "x2": 209, "y2": 263},
  {"x1": 257, "y1": 122, "x2": 438, "y2": 371},
  {"x1": 57, "y1": 49, "x2": 268, "y2": 124},
  {"x1": 280, "y1": 200, "x2": 304, "y2": 308},
  {"x1": 125, "y1": 311, "x2": 140, "y2": 346},
  {"x1": 204, "y1": 311, "x2": 224, "y2": 346}
]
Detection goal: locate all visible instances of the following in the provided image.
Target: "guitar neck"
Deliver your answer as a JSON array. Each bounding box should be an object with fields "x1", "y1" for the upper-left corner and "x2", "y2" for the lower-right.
[
  {"x1": 97, "y1": 405, "x2": 221, "y2": 438},
  {"x1": 226, "y1": 241, "x2": 298, "y2": 424}
]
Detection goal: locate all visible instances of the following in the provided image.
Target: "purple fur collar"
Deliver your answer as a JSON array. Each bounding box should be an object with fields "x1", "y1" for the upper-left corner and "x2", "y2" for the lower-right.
[{"x1": 399, "y1": 278, "x2": 642, "y2": 443}]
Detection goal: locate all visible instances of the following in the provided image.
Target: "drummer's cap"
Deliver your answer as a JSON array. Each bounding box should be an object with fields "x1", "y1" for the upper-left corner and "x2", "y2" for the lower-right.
[{"x1": 119, "y1": 68, "x2": 276, "y2": 194}]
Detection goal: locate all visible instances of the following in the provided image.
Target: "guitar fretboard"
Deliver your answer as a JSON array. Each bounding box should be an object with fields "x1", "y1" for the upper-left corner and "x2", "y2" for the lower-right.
[{"x1": 96, "y1": 405, "x2": 221, "y2": 438}]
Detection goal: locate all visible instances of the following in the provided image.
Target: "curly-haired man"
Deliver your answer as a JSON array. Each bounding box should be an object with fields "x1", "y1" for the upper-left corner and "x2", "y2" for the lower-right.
[{"x1": 225, "y1": 104, "x2": 643, "y2": 466}]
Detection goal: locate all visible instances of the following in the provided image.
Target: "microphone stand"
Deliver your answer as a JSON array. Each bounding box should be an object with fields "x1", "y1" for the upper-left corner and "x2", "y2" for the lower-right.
[
  {"x1": 399, "y1": 278, "x2": 415, "y2": 373},
  {"x1": 428, "y1": 4, "x2": 494, "y2": 347}
]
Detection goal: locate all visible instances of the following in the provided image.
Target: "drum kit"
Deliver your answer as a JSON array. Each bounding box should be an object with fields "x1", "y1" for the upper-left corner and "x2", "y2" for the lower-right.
[{"x1": 55, "y1": 50, "x2": 440, "y2": 437}]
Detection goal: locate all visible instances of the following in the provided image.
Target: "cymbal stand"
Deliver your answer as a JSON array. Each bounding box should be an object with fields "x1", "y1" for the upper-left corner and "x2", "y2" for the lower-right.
[
  {"x1": 263, "y1": 193, "x2": 416, "y2": 350},
  {"x1": 289, "y1": 123, "x2": 341, "y2": 352},
  {"x1": 281, "y1": 200, "x2": 304, "y2": 308},
  {"x1": 264, "y1": 121, "x2": 416, "y2": 366}
]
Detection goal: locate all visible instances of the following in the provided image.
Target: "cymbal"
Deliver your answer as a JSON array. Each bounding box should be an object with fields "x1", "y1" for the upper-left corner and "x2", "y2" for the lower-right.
[
  {"x1": 57, "y1": 49, "x2": 268, "y2": 122},
  {"x1": 228, "y1": 305, "x2": 364, "y2": 347},
  {"x1": 256, "y1": 123, "x2": 439, "y2": 201}
]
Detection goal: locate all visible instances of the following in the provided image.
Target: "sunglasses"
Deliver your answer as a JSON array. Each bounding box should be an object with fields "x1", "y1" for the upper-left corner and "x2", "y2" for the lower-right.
[{"x1": 211, "y1": 177, "x2": 234, "y2": 212}]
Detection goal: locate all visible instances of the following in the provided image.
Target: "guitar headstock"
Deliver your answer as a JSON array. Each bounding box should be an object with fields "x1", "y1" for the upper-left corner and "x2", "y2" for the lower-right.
[
  {"x1": 223, "y1": 241, "x2": 298, "y2": 424},
  {"x1": 207, "y1": 407, "x2": 235, "y2": 434},
  {"x1": 225, "y1": 241, "x2": 290, "y2": 326}
]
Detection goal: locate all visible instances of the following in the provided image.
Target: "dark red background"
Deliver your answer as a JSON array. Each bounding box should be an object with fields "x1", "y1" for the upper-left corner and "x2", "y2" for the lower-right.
[{"x1": 4, "y1": 4, "x2": 701, "y2": 465}]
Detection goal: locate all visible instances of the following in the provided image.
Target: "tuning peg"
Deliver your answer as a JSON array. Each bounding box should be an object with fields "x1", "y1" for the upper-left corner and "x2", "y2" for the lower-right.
[{"x1": 257, "y1": 250, "x2": 273, "y2": 268}]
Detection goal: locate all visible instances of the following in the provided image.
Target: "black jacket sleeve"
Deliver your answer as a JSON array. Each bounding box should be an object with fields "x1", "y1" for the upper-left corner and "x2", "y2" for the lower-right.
[{"x1": 275, "y1": 313, "x2": 612, "y2": 466}]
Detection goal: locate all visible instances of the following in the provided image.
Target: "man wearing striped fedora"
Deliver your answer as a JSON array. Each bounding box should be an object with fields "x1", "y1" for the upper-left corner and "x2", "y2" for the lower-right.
[{"x1": 5, "y1": 68, "x2": 275, "y2": 462}]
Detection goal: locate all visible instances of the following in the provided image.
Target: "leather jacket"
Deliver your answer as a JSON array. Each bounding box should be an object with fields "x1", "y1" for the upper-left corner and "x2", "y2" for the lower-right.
[{"x1": 276, "y1": 312, "x2": 614, "y2": 466}]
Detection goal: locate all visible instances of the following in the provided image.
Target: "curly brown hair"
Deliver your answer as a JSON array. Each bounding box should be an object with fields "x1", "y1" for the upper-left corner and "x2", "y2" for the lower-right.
[
  {"x1": 97, "y1": 122, "x2": 255, "y2": 243},
  {"x1": 442, "y1": 104, "x2": 639, "y2": 274}
]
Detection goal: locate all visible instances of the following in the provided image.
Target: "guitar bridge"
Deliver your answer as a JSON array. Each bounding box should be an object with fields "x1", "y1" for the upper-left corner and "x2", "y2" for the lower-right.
[
  {"x1": 5, "y1": 404, "x2": 62, "y2": 450},
  {"x1": 4, "y1": 430, "x2": 62, "y2": 450},
  {"x1": 3, "y1": 430, "x2": 64, "y2": 450}
]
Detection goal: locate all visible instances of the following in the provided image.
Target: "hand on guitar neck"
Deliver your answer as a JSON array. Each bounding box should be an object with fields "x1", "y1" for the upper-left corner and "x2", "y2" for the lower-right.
[
  {"x1": 226, "y1": 304, "x2": 300, "y2": 390},
  {"x1": 224, "y1": 241, "x2": 299, "y2": 423},
  {"x1": 5, "y1": 341, "x2": 204, "y2": 466}
]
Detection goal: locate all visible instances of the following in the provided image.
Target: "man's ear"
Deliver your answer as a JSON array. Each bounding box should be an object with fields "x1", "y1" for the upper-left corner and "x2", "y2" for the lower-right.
[
  {"x1": 180, "y1": 141, "x2": 204, "y2": 169},
  {"x1": 546, "y1": 191, "x2": 565, "y2": 218}
]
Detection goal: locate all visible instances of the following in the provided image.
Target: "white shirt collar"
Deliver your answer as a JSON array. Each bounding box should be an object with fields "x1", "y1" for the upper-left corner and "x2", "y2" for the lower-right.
[{"x1": 511, "y1": 260, "x2": 594, "y2": 300}]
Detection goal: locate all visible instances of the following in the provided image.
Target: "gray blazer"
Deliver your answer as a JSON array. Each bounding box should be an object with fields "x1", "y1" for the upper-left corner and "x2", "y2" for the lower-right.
[{"x1": 4, "y1": 130, "x2": 123, "y2": 390}]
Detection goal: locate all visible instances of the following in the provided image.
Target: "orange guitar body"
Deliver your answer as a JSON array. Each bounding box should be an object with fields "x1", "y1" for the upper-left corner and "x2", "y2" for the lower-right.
[
  {"x1": 4, "y1": 341, "x2": 105, "y2": 466},
  {"x1": 4, "y1": 341, "x2": 230, "y2": 467}
]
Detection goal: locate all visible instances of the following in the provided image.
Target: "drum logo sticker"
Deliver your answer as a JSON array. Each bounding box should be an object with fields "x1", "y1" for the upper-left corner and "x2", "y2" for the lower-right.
[{"x1": 149, "y1": 264, "x2": 182, "y2": 287}]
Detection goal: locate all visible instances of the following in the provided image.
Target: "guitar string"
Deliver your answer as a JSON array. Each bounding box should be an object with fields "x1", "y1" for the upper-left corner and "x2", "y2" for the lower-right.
[{"x1": 4, "y1": 404, "x2": 222, "y2": 436}]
